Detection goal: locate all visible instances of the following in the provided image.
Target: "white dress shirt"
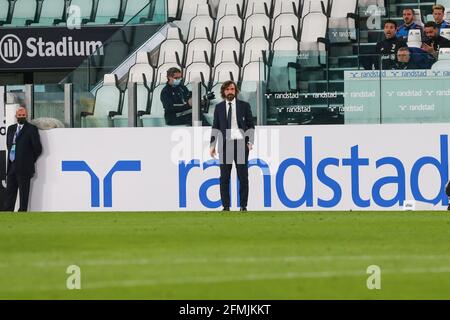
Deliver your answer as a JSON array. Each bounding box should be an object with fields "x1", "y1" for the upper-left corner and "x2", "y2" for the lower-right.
[{"x1": 227, "y1": 98, "x2": 244, "y2": 140}]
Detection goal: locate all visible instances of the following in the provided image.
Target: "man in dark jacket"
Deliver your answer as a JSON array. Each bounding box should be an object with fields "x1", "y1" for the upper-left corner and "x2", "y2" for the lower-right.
[
  {"x1": 160, "y1": 67, "x2": 192, "y2": 126},
  {"x1": 210, "y1": 81, "x2": 255, "y2": 212},
  {"x1": 375, "y1": 20, "x2": 407, "y2": 70},
  {"x1": 422, "y1": 21, "x2": 450, "y2": 58},
  {"x1": 3, "y1": 107, "x2": 42, "y2": 212}
]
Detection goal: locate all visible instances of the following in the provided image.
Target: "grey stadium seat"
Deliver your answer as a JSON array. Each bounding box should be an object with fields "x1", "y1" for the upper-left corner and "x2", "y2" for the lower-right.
[
  {"x1": 0, "y1": 0, "x2": 10, "y2": 24},
  {"x1": 243, "y1": 13, "x2": 271, "y2": 43},
  {"x1": 242, "y1": 37, "x2": 270, "y2": 66},
  {"x1": 272, "y1": 12, "x2": 299, "y2": 42},
  {"x1": 299, "y1": 10, "x2": 328, "y2": 67},
  {"x1": 214, "y1": 37, "x2": 241, "y2": 66},
  {"x1": 30, "y1": 0, "x2": 66, "y2": 26},
  {"x1": 186, "y1": 4, "x2": 215, "y2": 42},
  {"x1": 122, "y1": 0, "x2": 153, "y2": 23},
  {"x1": 245, "y1": 0, "x2": 272, "y2": 18},
  {"x1": 214, "y1": 14, "x2": 243, "y2": 42},
  {"x1": 157, "y1": 27, "x2": 185, "y2": 67},
  {"x1": 216, "y1": 0, "x2": 244, "y2": 19},
  {"x1": 186, "y1": 38, "x2": 213, "y2": 65},
  {"x1": 5, "y1": 0, "x2": 38, "y2": 26},
  {"x1": 328, "y1": 0, "x2": 358, "y2": 43},
  {"x1": 82, "y1": 74, "x2": 122, "y2": 128},
  {"x1": 86, "y1": 0, "x2": 121, "y2": 24},
  {"x1": 113, "y1": 72, "x2": 152, "y2": 127}
]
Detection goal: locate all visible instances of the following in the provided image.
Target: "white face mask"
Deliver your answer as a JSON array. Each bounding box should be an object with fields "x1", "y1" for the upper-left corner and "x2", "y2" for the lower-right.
[{"x1": 173, "y1": 78, "x2": 182, "y2": 86}]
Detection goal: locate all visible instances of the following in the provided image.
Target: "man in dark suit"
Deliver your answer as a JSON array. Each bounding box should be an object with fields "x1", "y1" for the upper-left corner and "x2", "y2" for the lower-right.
[
  {"x1": 210, "y1": 81, "x2": 255, "y2": 212},
  {"x1": 3, "y1": 107, "x2": 42, "y2": 212}
]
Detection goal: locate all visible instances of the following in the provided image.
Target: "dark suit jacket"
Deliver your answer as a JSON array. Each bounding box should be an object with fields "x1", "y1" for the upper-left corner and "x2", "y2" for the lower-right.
[
  {"x1": 6, "y1": 122, "x2": 42, "y2": 177},
  {"x1": 210, "y1": 99, "x2": 255, "y2": 149}
]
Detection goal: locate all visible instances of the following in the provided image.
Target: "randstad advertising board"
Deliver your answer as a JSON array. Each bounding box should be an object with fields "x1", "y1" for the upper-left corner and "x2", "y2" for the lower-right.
[
  {"x1": 344, "y1": 70, "x2": 450, "y2": 124},
  {"x1": 28, "y1": 124, "x2": 449, "y2": 211}
]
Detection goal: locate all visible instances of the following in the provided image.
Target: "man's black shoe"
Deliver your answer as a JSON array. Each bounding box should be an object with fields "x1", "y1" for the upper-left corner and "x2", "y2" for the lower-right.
[
  {"x1": 222, "y1": 207, "x2": 230, "y2": 211},
  {"x1": 240, "y1": 207, "x2": 247, "y2": 212}
]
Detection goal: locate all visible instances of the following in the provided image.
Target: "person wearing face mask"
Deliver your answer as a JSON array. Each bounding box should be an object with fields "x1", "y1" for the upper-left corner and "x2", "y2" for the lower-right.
[
  {"x1": 160, "y1": 67, "x2": 193, "y2": 126},
  {"x1": 209, "y1": 80, "x2": 255, "y2": 212},
  {"x1": 2, "y1": 107, "x2": 42, "y2": 212}
]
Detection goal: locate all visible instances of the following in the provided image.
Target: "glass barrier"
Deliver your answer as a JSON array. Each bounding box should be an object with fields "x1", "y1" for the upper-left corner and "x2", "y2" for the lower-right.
[
  {"x1": 0, "y1": 0, "x2": 165, "y2": 28},
  {"x1": 65, "y1": 0, "x2": 166, "y2": 89},
  {"x1": 6, "y1": 51, "x2": 450, "y2": 128},
  {"x1": 34, "y1": 84, "x2": 65, "y2": 124},
  {"x1": 264, "y1": 50, "x2": 450, "y2": 126},
  {"x1": 5, "y1": 85, "x2": 25, "y2": 105},
  {"x1": 63, "y1": 0, "x2": 167, "y2": 127}
]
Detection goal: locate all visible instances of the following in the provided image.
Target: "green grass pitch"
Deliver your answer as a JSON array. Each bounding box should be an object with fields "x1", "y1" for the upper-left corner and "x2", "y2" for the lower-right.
[{"x1": 1, "y1": 211, "x2": 450, "y2": 299}]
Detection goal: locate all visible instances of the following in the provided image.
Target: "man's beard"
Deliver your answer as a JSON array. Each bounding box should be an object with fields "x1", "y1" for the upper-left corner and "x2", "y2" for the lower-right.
[{"x1": 226, "y1": 94, "x2": 235, "y2": 101}]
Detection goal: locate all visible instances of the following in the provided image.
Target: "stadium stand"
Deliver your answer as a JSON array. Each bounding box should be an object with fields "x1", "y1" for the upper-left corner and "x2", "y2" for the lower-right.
[{"x1": 2, "y1": 0, "x2": 450, "y2": 127}]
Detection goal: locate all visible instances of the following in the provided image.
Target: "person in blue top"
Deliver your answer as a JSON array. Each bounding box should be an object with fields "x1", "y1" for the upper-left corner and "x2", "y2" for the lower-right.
[
  {"x1": 432, "y1": 4, "x2": 450, "y2": 31},
  {"x1": 396, "y1": 8, "x2": 423, "y2": 40}
]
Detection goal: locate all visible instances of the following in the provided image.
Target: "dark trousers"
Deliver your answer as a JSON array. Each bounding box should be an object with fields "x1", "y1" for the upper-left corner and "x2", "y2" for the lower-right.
[
  {"x1": 3, "y1": 163, "x2": 31, "y2": 212},
  {"x1": 219, "y1": 139, "x2": 249, "y2": 208}
]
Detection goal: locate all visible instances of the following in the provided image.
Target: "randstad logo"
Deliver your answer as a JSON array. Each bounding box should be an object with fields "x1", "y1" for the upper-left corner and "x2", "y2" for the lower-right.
[
  {"x1": 0, "y1": 34, "x2": 23, "y2": 64},
  {"x1": 61, "y1": 160, "x2": 141, "y2": 208}
]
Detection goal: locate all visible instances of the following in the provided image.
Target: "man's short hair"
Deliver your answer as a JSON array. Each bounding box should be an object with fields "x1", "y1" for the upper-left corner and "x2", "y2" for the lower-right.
[
  {"x1": 384, "y1": 19, "x2": 397, "y2": 28},
  {"x1": 403, "y1": 7, "x2": 415, "y2": 15},
  {"x1": 167, "y1": 67, "x2": 181, "y2": 78},
  {"x1": 398, "y1": 47, "x2": 410, "y2": 52},
  {"x1": 432, "y1": 4, "x2": 445, "y2": 12},
  {"x1": 424, "y1": 21, "x2": 438, "y2": 29},
  {"x1": 220, "y1": 80, "x2": 240, "y2": 99}
]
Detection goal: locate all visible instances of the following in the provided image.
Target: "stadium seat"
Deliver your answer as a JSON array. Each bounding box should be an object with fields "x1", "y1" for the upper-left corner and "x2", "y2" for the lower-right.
[
  {"x1": 186, "y1": 4, "x2": 214, "y2": 42},
  {"x1": 299, "y1": 10, "x2": 329, "y2": 67},
  {"x1": 431, "y1": 48, "x2": 450, "y2": 70},
  {"x1": 30, "y1": 0, "x2": 66, "y2": 26},
  {"x1": 180, "y1": 0, "x2": 207, "y2": 19},
  {"x1": 273, "y1": 0, "x2": 300, "y2": 17},
  {"x1": 243, "y1": 13, "x2": 271, "y2": 43},
  {"x1": 328, "y1": 0, "x2": 358, "y2": 43},
  {"x1": 0, "y1": 0, "x2": 10, "y2": 24},
  {"x1": 214, "y1": 14, "x2": 243, "y2": 41},
  {"x1": 141, "y1": 83, "x2": 167, "y2": 127},
  {"x1": 168, "y1": 0, "x2": 180, "y2": 19},
  {"x1": 413, "y1": 9, "x2": 424, "y2": 27},
  {"x1": 245, "y1": 0, "x2": 272, "y2": 17},
  {"x1": 86, "y1": 0, "x2": 121, "y2": 24},
  {"x1": 302, "y1": 0, "x2": 329, "y2": 17},
  {"x1": 128, "y1": 51, "x2": 155, "y2": 88},
  {"x1": 407, "y1": 29, "x2": 422, "y2": 48},
  {"x1": 186, "y1": 38, "x2": 213, "y2": 66},
  {"x1": 4, "y1": 0, "x2": 38, "y2": 26},
  {"x1": 441, "y1": 28, "x2": 450, "y2": 41},
  {"x1": 216, "y1": 0, "x2": 244, "y2": 19},
  {"x1": 242, "y1": 37, "x2": 270, "y2": 66},
  {"x1": 184, "y1": 60, "x2": 211, "y2": 89},
  {"x1": 113, "y1": 72, "x2": 151, "y2": 127},
  {"x1": 81, "y1": 74, "x2": 122, "y2": 128},
  {"x1": 67, "y1": 0, "x2": 95, "y2": 24},
  {"x1": 272, "y1": 13, "x2": 299, "y2": 42},
  {"x1": 269, "y1": 36, "x2": 298, "y2": 91},
  {"x1": 157, "y1": 27, "x2": 185, "y2": 67},
  {"x1": 214, "y1": 37, "x2": 241, "y2": 66},
  {"x1": 122, "y1": 0, "x2": 153, "y2": 23},
  {"x1": 241, "y1": 61, "x2": 262, "y2": 116}
]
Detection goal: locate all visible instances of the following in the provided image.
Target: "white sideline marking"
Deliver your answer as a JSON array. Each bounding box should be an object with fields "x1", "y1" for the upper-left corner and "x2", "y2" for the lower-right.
[
  {"x1": 2, "y1": 254, "x2": 450, "y2": 268},
  {"x1": 3, "y1": 266, "x2": 450, "y2": 292}
]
